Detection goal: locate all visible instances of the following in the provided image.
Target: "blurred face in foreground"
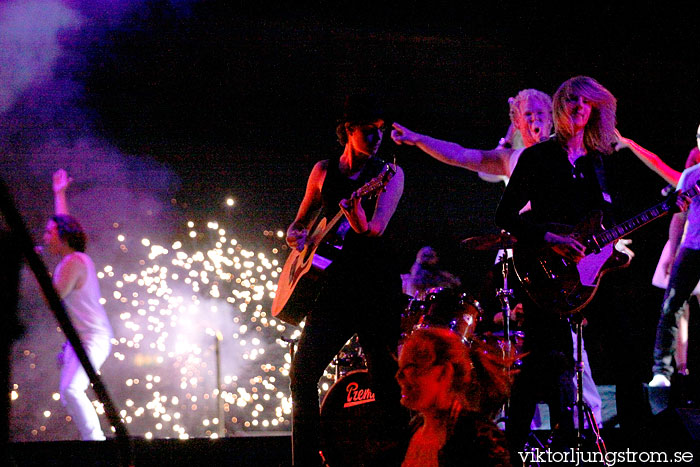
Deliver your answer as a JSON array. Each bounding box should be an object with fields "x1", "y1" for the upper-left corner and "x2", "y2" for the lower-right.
[{"x1": 395, "y1": 337, "x2": 450, "y2": 413}]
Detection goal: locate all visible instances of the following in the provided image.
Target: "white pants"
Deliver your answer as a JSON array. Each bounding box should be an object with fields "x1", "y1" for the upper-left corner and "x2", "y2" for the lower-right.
[{"x1": 59, "y1": 336, "x2": 111, "y2": 440}]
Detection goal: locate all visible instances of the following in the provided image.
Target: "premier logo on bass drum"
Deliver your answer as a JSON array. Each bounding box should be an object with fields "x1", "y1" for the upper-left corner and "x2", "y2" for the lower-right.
[{"x1": 344, "y1": 381, "x2": 376, "y2": 408}]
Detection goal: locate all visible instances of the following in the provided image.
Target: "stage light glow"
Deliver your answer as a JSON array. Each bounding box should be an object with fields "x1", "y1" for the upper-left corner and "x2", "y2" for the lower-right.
[{"x1": 10, "y1": 199, "x2": 361, "y2": 440}]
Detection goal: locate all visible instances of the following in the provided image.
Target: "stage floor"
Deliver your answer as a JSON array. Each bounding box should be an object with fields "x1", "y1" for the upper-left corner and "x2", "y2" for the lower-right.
[{"x1": 8, "y1": 434, "x2": 293, "y2": 467}]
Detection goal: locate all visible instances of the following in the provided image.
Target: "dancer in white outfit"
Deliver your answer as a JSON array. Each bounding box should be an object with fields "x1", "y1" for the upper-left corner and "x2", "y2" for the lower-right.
[{"x1": 44, "y1": 169, "x2": 113, "y2": 440}]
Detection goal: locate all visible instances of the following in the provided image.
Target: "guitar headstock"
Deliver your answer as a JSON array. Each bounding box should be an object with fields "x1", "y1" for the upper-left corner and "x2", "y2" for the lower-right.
[{"x1": 353, "y1": 164, "x2": 396, "y2": 199}]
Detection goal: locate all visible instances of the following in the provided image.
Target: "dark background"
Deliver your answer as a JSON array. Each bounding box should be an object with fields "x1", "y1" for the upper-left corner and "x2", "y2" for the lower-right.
[
  {"x1": 4, "y1": 0, "x2": 700, "y2": 440},
  {"x1": 82, "y1": 1, "x2": 700, "y2": 382}
]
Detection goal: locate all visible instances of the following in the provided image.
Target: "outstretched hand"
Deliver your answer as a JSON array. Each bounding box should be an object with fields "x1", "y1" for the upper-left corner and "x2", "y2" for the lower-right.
[
  {"x1": 53, "y1": 169, "x2": 73, "y2": 194},
  {"x1": 613, "y1": 129, "x2": 630, "y2": 152},
  {"x1": 391, "y1": 122, "x2": 420, "y2": 146}
]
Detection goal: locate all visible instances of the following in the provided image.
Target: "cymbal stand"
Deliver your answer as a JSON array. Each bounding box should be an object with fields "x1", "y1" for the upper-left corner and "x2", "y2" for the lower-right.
[
  {"x1": 570, "y1": 313, "x2": 607, "y2": 460},
  {"x1": 494, "y1": 252, "x2": 515, "y2": 430},
  {"x1": 495, "y1": 251, "x2": 514, "y2": 365}
]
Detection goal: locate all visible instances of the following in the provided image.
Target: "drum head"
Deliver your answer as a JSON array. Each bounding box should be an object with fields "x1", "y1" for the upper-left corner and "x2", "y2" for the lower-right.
[
  {"x1": 402, "y1": 288, "x2": 482, "y2": 342},
  {"x1": 319, "y1": 370, "x2": 384, "y2": 467}
]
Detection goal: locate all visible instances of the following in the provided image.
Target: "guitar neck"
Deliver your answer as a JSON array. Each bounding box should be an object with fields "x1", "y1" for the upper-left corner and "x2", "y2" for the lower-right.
[
  {"x1": 594, "y1": 183, "x2": 700, "y2": 247},
  {"x1": 323, "y1": 211, "x2": 345, "y2": 238},
  {"x1": 318, "y1": 163, "x2": 395, "y2": 238}
]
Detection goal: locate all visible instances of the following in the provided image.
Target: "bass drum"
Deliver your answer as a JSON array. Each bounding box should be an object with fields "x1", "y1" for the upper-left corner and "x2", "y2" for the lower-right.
[
  {"x1": 401, "y1": 287, "x2": 483, "y2": 342},
  {"x1": 319, "y1": 370, "x2": 386, "y2": 467}
]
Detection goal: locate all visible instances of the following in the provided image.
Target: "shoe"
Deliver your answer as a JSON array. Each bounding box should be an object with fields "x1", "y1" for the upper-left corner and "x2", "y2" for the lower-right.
[{"x1": 648, "y1": 374, "x2": 671, "y2": 387}]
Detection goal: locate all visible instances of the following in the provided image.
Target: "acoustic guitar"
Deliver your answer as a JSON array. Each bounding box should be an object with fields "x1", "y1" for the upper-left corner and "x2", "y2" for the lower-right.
[{"x1": 272, "y1": 164, "x2": 396, "y2": 325}]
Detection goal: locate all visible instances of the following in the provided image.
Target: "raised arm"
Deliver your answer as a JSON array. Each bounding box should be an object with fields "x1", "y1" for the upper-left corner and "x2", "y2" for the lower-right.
[
  {"x1": 391, "y1": 122, "x2": 515, "y2": 176},
  {"x1": 53, "y1": 169, "x2": 73, "y2": 215},
  {"x1": 286, "y1": 161, "x2": 326, "y2": 251},
  {"x1": 615, "y1": 132, "x2": 681, "y2": 186}
]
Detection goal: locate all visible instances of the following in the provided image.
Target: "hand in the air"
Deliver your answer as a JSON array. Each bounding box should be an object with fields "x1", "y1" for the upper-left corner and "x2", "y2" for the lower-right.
[
  {"x1": 612, "y1": 129, "x2": 631, "y2": 152},
  {"x1": 391, "y1": 123, "x2": 420, "y2": 146},
  {"x1": 53, "y1": 169, "x2": 73, "y2": 194}
]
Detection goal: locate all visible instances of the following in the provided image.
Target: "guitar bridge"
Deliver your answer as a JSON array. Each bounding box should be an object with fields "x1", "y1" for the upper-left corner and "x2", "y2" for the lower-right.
[{"x1": 586, "y1": 236, "x2": 601, "y2": 255}]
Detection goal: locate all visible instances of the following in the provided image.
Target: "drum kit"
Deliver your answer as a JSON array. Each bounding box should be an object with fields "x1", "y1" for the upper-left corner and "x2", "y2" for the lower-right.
[
  {"x1": 310, "y1": 231, "x2": 608, "y2": 465},
  {"x1": 323, "y1": 231, "x2": 522, "y2": 392}
]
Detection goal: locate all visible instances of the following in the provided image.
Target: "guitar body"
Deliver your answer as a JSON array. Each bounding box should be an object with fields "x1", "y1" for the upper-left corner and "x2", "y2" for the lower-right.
[
  {"x1": 513, "y1": 212, "x2": 631, "y2": 315},
  {"x1": 511, "y1": 183, "x2": 700, "y2": 315},
  {"x1": 272, "y1": 217, "x2": 343, "y2": 325}
]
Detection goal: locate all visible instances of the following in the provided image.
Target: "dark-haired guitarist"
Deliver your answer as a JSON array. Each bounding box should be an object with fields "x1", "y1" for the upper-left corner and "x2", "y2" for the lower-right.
[{"x1": 285, "y1": 95, "x2": 405, "y2": 467}]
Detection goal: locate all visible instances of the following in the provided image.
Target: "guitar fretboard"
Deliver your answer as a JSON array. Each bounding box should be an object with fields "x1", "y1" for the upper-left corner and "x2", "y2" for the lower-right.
[{"x1": 594, "y1": 184, "x2": 700, "y2": 247}]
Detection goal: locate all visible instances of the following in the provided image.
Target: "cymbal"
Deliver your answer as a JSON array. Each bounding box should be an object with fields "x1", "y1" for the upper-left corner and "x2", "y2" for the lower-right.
[{"x1": 461, "y1": 232, "x2": 517, "y2": 251}]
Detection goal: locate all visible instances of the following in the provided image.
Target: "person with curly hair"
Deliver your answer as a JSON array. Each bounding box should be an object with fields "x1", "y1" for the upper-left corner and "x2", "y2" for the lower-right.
[{"x1": 43, "y1": 169, "x2": 113, "y2": 441}]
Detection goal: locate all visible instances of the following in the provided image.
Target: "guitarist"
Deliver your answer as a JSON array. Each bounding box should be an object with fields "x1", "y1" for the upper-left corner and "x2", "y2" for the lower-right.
[
  {"x1": 494, "y1": 76, "x2": 620, "y2": 456},
  {"x1": 285, "y1": 94, "x2": 405, "y2": 467}
]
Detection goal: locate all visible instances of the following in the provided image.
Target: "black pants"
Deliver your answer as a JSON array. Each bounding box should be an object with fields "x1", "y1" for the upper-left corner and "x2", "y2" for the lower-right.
[
  {"x1": 506, "y1": 310, "x2": 575, "y2": 456},
  {"x1": 652, "y1": 246, "x2": 700, "y2": 377},
  {"x1": 289, "y1": 265, "x2": 403, "y2": 467}
]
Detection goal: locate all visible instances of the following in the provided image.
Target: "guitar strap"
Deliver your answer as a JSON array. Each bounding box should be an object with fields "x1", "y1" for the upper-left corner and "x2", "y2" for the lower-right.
[{"x1": 590, "y1": 153, "x2": 616, "y2": 226}]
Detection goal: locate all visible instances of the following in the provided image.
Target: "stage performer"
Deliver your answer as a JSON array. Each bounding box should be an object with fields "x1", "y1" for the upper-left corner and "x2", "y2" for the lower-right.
[
  {"x1": 286, "y1": 94, "x2": 406, "y2": 467},
  {"x1": 650, "y1": 144, "x2": 700, "y2": 384},
  {"x1": 44, "y1": 169, "x2": 113, "y2": 440},
  {"x1": 650, "y1": 146, "x2": 700, "y2": 387},
  {"x1": 394, "y1": 327, "x2": 512, "y2": 467},
  {"x1": 393, "y1": 88, "x2": 607, "y2": 430},
  {"x1": 494, "y1": 76, "x2": 624, "y2": 454}
]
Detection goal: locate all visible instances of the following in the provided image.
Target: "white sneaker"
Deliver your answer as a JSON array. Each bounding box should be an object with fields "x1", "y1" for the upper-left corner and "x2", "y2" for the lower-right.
[{"x1": 648, "y1": 374, "x2": 671, "y2": 387}]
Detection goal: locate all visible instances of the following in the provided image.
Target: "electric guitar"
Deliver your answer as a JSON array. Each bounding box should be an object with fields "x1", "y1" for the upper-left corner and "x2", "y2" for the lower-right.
[
  {"x1": 513, "y1": 184, "x2": 699, "y2": 315},
  {"x1": 272, "y1": 164, "x2": 396, "y2": 325}
]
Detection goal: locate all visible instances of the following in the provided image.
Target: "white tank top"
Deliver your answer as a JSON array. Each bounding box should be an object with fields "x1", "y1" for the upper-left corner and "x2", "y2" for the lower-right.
[{"x1": 56, "y1": 252, "x2": 113, "y2": 339}]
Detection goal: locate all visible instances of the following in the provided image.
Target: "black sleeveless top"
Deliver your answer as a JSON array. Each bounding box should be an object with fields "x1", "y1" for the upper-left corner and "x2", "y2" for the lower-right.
[{"x1": 319, "y1": 155, "x2": 399, "y2": 279}]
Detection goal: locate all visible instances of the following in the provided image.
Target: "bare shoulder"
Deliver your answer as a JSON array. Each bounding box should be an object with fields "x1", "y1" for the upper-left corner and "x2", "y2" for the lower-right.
[
  {"x1": 309, "y1": 159, "x2": 330, "y2": 190},
  {"x1": 63, "y1": 252, "x2": 90, "y2": 270},
  {"x1": 56, "y1": 252, "x2": 89, "y2": 282}
]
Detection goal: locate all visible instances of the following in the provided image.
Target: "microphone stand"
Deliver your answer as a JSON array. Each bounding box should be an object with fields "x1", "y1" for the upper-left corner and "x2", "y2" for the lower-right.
[{"x1": 570, "y1": 312, "x2": 607, "y2": 460}]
